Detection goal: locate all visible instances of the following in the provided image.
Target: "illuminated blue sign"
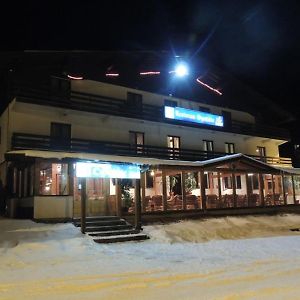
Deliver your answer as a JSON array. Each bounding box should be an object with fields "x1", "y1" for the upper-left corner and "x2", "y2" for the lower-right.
[
  {"x1": 76, "y1": 162, "x2": 140, "y2": 179},
  {"x1": 164, "y1": 106, "x2": 224, "y2": 127}
]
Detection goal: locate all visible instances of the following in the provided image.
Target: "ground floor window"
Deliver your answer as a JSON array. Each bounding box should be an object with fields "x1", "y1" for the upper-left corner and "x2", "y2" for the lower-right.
[{"x1": 39, "y1": 162, "x2": 69, "y2": 195}]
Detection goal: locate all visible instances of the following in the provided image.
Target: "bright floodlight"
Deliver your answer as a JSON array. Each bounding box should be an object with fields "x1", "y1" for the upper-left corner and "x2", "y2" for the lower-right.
[{"x1": 175, "y1": 63, "x2": 189, "y2": 77}]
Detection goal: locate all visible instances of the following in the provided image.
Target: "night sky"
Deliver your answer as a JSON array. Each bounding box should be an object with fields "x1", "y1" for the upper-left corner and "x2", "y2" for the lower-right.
[{"x1": 1, "y1": 0, "x2": 299, "y2": 123}]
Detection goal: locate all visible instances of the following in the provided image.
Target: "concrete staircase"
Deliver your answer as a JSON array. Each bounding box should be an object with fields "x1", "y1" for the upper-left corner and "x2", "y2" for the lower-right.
[{"x1": 73, "y1": 216, "x2": 149, "y2": 243}]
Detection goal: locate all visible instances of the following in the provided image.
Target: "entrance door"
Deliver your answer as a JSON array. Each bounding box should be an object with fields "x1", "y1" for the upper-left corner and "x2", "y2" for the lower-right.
[{"x1": 73, "y1": 177, "x2": 117, "y2": 217}]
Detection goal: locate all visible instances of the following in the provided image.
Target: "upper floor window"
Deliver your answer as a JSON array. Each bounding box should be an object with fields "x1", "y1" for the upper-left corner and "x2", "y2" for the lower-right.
[
  {"x1": 203, "y1": 140, "x2": 214, "y2": 152},
  {"x1": 50, "y1": 122, "x2": 71, "y2": 149},
  {"x1": 225, "y1": 142, "x2": 235, "y2": 154},
  {"x1": 127, "y1": 92, "x2": 142, "y2": 110},
  {"x1": 199, "y1": 106, "x2": 210, "y2": 113},
  {"x1": 164, "y1": 99, "x2": 177, "y2": 107},
  {"x1": 130, "y1": 131, "x2": 144, "y2": 154},
  {"x1": 256, "y1": 146, "x2": 266, "y2": 157},
  {"x1": 167, "y1": 136, "x2": 180, "y2": 159},
  {"x1": 222, "y1": 110, "x2": 232, "y2": 127}
]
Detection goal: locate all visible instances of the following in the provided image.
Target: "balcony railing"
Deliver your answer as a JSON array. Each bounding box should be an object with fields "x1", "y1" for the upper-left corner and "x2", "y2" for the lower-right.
[
  {"x1": 11, "y1": 84, "x2": 290, "y2": 140},
  {"x1": 11, "y1": 133, "x2": 292, "y2": 167}
]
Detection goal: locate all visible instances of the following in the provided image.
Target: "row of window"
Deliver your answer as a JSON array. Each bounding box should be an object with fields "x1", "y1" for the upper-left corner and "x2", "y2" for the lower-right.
[{"x1": 130, "y1": 131, "x2": 267, "y2": 156}]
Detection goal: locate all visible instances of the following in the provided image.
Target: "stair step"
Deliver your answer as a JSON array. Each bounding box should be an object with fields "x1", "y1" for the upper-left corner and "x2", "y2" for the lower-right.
[
  {"x1": 84, "y1": 224, "x2": 133, "y2": 232},
  {"x1": 89, "y1": 229, "x2": 140, "y2": 237},
  {"x1": 74, "y1": 220, "x2": 127, "y2": 227},
  {"x1": 93, "y1": 233, "x2": 149, "y2": 244},
  {"x1": 73, "y1": 216, "x2": 120, "y2": 222}
]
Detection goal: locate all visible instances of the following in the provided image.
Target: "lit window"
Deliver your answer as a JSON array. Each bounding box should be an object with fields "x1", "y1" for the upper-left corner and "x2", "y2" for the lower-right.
[{"x1": 39, "y1": 162, "x2": 69, "y2": 195}]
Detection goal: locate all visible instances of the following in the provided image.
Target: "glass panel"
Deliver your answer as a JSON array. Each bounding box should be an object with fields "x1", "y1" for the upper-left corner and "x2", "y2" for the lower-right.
[
  {"x1": 273, "y1": 175, "x2": 284, "y2": 205},
  {"x1": 166, "y1": 171, "x2": 183, "y2": 211},
  {"x1": 146, "y1": 170, "x2": 163, "y2": 212},
  {"x1": 284, "y1": 175, "x2": 294, "y2": 204},
  {"x1": 294, "y1": 175, "x2": 300, "y2": 204},
  {"x1": 185, "y1": 172, "x2": 200, "y2": 210},
  {"x1": 39, "y1": 162, "x2": 69, "y2": 195},
  {"x1": 206, "y1": 172, "x2": 221, "y2": 208},
  {"x1": 236, "y1": 174, "x2": 248, "y2": 207},
  {"x1": 263, "y1": 174, "x2": 274, "y2": 206},
  {"x1": 248, "y1": 173, "x2": 260, "y2": 207}
]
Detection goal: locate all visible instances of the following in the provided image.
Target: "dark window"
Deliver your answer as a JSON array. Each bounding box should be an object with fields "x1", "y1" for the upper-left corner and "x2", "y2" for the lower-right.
[
  {"x1": 204, "y1": 173, "x2": 209, "y2": 189},
  {"x1": 225, "y1": 143, "x2": 235, "y2": 154},
  {"x1": 236, "y1": 175, "x2": 241, "y2": 189},
  {"x1": 203, "y1": 140, "x2": 214, "y2": 152},
  {"x1": 0, "y1": 126, "x2": 1, "y2": 144},
  {"x1": 127, "y1": 92, "x2": 142, "y2": 110},
  {"x1": 222, "y1": 111, "x2": 232, "y2": 128},
  {"x1": 146, "y1": 171, "x2": 154, "y2": 188},
  {"x1": 164, "y1": 99, "x2": 177, "y2": 107},
  {"x1": 199, "y1": 106, "x2": 210, "y2": 113},
  {"x1": 224, "y1": 176, "x2": 232, "y2": 189},
  {"x1": 50, "y1": 122, "x2": 71, "y2": 150},
  {"x1": 250, "y1": 174, "x2": 259, "y2": 190}
]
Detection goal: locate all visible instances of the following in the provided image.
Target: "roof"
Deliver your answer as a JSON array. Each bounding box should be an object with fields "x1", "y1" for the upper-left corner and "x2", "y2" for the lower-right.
[{"x1": 6, "y1": 150, "x2": 300, "y2": 174}]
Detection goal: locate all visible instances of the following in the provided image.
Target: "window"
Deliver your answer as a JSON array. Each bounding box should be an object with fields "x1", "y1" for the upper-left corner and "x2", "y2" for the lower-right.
[
  {"x1": 249, "y1": 174, "x2": 259, "y2": 190},
  {"x1": 145, "y1": 171, "x2": 154, "y2": 188},
  {"x1": 222, "y1": 110, "x2": 232, "y2": 127},
  {"x1": 256, "y1": 146, "x2": 266, "y2": 162},
  {"x1": 164, "y1": 99, "x2": 177, "y2": 107},
  {"x1": 199, "y1": 106, "x2": 210, "y2": 113},
  {"x1": 0, "y1": 126, "x2": 1, "y2": 144},
  {"x1": 204, "y1": 172, "x2": 210, "y2": 189},
  {"x1": 130, "y1": 131, "x2": 144, "y2": 154},
  {"x1": 50, "y1": 122, "x2": 71, "y2": 149},
  {"x1": 127, "y1": 92, "x2": 142, "y2": 110},
  {"x1": 224, "y1": 176, "x2": 232, "y2": 189},
  {"x1": 203, "y1": 140, "x2": 214, "y2": 152},
  {"x1": 167, "y1": 136, "x2": 180, "y2": 159},
  {"x1": 39, "y1": 162, "x2": 69, "y2": 195},
  {"x1": 225, "y1": 142, "x2": 235, "y2": 154},
  {"x1": 236, "y1": 175, "x2": 241, "y2": 189}
]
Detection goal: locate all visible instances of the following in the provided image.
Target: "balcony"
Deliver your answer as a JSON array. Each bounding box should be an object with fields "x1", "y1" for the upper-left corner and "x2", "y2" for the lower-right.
[
  {"x1": 12, "y1": 84, "x2": 290, "y2": 140},
  {"x1": 11, "y1": 133, "x2": 292, "y2": 167}
]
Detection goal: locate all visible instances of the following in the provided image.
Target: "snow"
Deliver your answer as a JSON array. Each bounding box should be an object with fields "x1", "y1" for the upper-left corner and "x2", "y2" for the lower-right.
[{"x1": 1, "y1": 214, "x2": 300, "y2": 299}]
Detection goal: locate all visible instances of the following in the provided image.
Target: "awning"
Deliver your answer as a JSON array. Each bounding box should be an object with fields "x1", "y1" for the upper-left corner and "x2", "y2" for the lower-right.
[{"x1": 5, "y1": 150, "x2": 300, "y2": 174}]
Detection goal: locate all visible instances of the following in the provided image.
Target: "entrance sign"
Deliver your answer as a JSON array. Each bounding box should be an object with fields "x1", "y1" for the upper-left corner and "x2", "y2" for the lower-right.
[
  {"x1": 76, "y1": 162, "x2": 140, "y2": 179},
  {"x1": 164, "y1": 106, "x2": 224, "y2": 127}
]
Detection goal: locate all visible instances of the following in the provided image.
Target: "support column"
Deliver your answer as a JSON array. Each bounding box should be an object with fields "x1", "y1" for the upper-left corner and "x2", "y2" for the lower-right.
[
  {"x1": 134, "y1": 178, "x2": 142, "y2": 230},
  {"x1": 200, "y1": 170, "x2": 206, "y2": 210},
  {"x1": 141, "y1": 172, "x2": 146, "y2": 212},
  {"x1": 162, "y1": 169, "x2": 168, "y2": 211},
  {"x1": 271, "y1": 174, "x2": 276, "y2": 205},
  {"x1": 80, "y1": 177, "x2": 87, "y2": 234},
  {"x1": 245, "y1": 173, "x2": 250, "y2": 207},
  {"x1": 181, "y1": 172, "x2": 186, "y2": 210},
  {"x1": 232, "y1": 172, "x2": 237, "y2": 208},
  {"x1": 292, "y1": 175, "x2": 296, "y2": 204},
  {"x1": 282, "y1": 174, "x2": 287, "y2": 205},
  {"x1": 115, "y1": 178, "x2": 122, "y2": 217},
  {"x1": 259, "y1": 173, "x2": 265, "y2": 207},
  {"x1": 217, "y1": 172, "x2": 222, "y2": 207}
]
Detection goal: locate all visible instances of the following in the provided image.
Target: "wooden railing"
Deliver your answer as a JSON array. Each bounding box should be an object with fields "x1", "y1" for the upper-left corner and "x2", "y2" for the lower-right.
[
  {"x1": 11, "y1": 133, "x2": 292, "y2": 167},
  {"x1": 11, "y1": 84, "x2": 290, "y2": 140}
]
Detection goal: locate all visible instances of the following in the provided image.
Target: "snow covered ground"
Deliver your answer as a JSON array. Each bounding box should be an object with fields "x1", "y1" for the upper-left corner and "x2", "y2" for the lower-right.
[{"x1": 1, "y1": 214, "x2": 300, "y2": 299}]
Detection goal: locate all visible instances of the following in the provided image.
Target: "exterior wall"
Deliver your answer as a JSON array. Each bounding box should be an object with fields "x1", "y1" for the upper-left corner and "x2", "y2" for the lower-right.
[
  {"x1": 34, "y1": 196, "x2": 73, "y2": 219},
  {"x1": 9, "y1": 101, "x2": 285, "y2": 157},
  {"x1": 72, "y1": 80, "x2": 255, "y2": 124}
]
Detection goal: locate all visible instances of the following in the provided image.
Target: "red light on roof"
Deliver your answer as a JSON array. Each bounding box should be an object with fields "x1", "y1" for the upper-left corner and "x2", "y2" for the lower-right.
[
  {"x1": 105, "y1": 73, "x2": 119, "y2": 77},
  {"x1": 67, "y1": 75, "x2": 83, "y2": 80},
  {"x1": 139, "y1": 71, "x2": 160, "y2": 75},
  {"x1": 196, "y1": 78, "x2": 222, "y2": 96}
]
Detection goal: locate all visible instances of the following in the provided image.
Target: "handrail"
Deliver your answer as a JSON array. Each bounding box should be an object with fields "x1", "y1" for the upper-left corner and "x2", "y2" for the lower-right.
[
  {"x1": 11, "y1": 84, "x2": 290, "y2": 140},
  {"x1": 11, "y1": 132, "x2": 292, "y2": 167}
]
